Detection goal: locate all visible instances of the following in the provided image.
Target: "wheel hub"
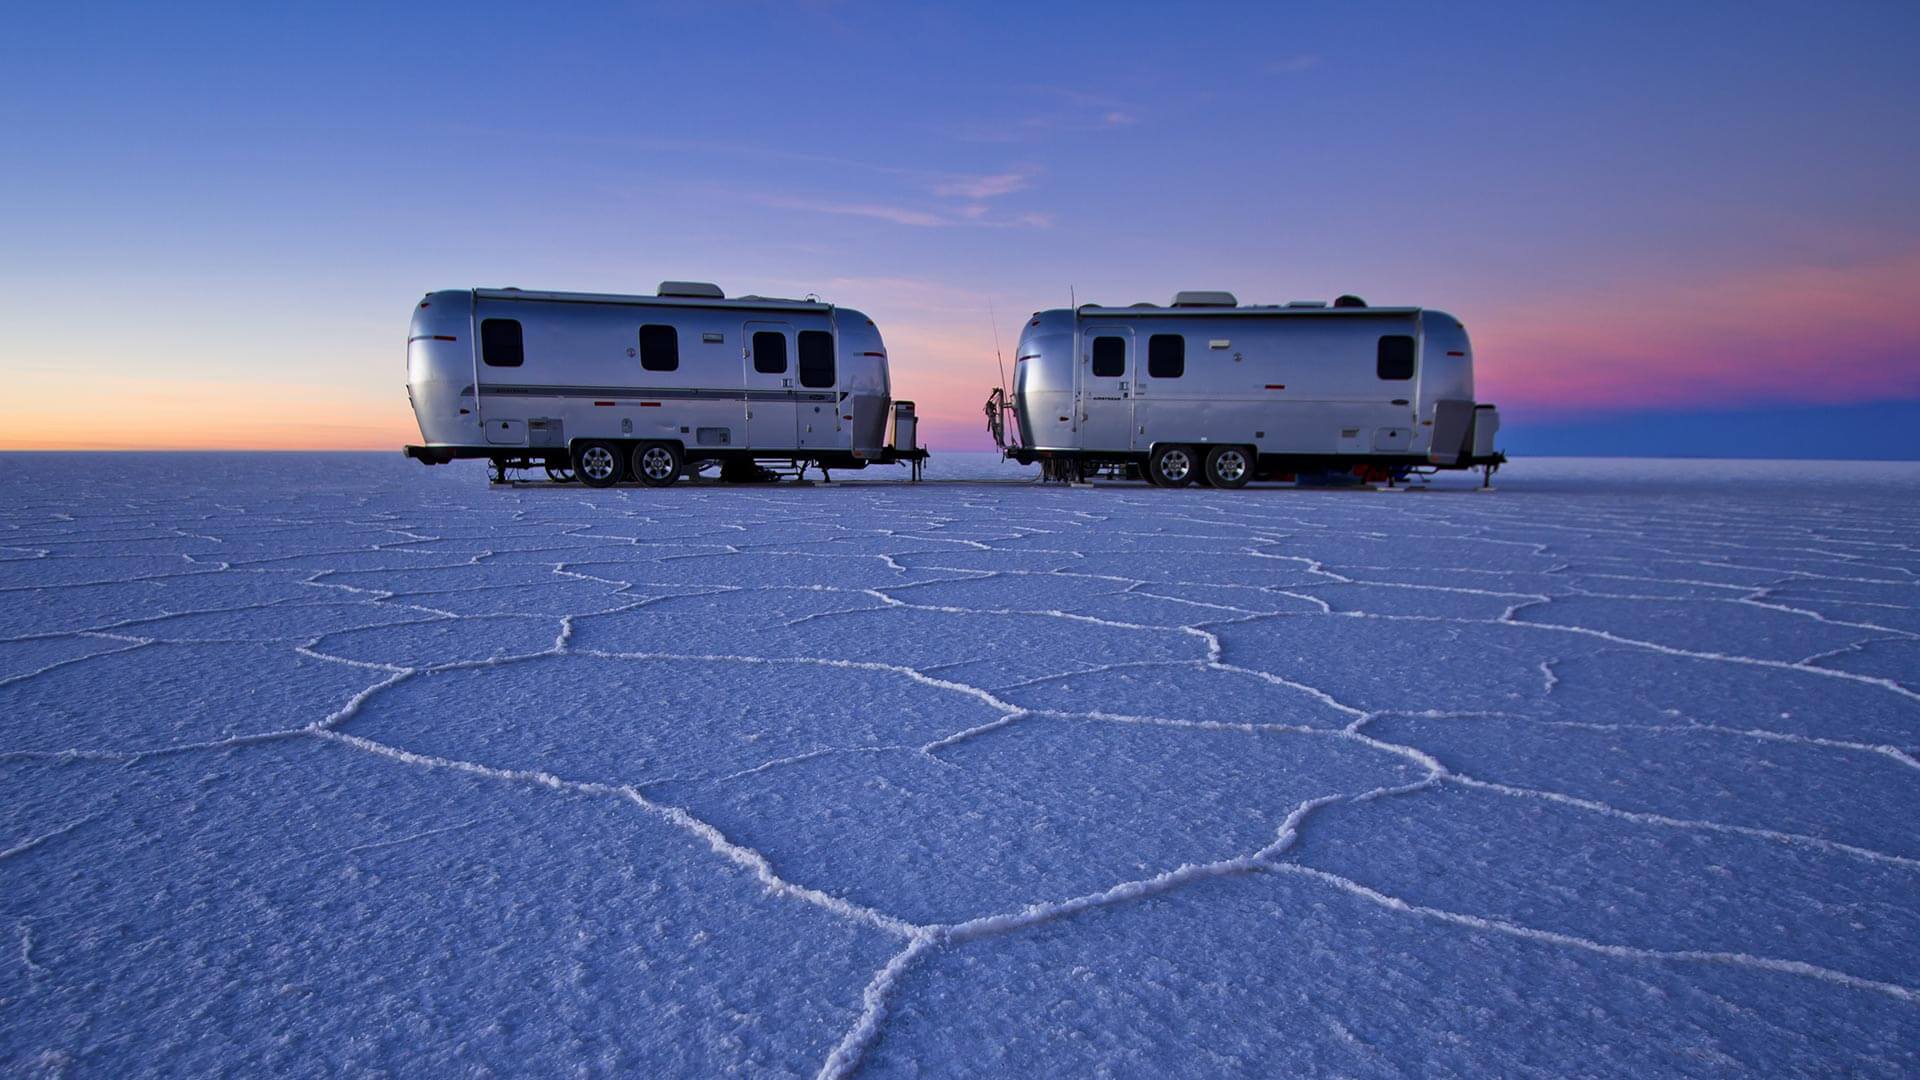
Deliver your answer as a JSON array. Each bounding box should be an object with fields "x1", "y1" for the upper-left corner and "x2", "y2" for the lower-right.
[
  {"x1": 641, "y1": 448, "x2": 675, "y2": 479},
  {"x1": 581, "y1": 447, "x2": 616, "y2": 480}
]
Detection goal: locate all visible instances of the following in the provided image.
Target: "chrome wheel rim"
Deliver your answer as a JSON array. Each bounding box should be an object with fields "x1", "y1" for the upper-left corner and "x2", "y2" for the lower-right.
[
  {"x1": 1160, "y1": 450, "x2": 1191, "y2": 482},
  {"x1": 580, "y1": 446, "x2": 617, "y2": 481},
  {"x1": 1215, "y1": 450, "x2": 1246, "y2": 482},
  {"x1": 640, "y1": 447, "x2": 676, "y2": 480}
]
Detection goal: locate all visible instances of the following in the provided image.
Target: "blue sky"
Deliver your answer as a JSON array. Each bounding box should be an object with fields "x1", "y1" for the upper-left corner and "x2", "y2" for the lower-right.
[{"x1": 2, "y1": 2, "x2": 1916, "y2": 451}]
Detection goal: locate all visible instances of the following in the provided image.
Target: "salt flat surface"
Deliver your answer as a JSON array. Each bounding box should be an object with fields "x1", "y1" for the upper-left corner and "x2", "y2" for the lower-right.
[{"x1": 2, "y1": 452, "x2": 1917, "y2": 1076}]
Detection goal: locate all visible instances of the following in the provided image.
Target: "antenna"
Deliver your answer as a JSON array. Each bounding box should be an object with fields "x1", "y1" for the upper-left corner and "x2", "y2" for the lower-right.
[
  {"x1": 1070, "y1": 284, "x2": 1076, "y2": 309},
  {"x1": 989, "y1": 297, "x2": 1008, "y2": 399}
]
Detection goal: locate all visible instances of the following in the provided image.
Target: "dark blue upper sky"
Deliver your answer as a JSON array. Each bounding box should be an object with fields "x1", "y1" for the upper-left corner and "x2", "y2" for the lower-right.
[{"x1": 2, "y1": 2, "x2": 1916, "y2": 450}]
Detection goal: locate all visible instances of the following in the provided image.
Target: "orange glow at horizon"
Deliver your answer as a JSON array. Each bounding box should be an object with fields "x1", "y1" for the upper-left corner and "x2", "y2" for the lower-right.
[
  {"x1": 3, "y1": 251, "x2": 1915, "y2": 452},
  {"x1": 0, "y1": 372, "x2": 417, "y2": 452}
]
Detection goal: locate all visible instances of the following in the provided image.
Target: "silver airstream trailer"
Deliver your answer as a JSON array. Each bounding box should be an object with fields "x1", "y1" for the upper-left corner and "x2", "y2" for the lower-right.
[
  {"x1": 403, "y1": 282, "x2": 924, "y2": 486},
  {"x1": 985, "y1": 292, "x2": 1503, "y2": 486}
]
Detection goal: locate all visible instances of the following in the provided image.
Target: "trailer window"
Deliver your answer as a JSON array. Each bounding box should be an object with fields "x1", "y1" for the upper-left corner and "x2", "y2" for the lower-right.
[
  {"x1": 639, "y1": 324, "x2": 678, "y2": 372},
  {"x1": 1147, "y1": 334, "x2": 1185, "y2": 379},
  {"x1": 752, "y1": 330, "x2": 787, "y2": 374},
  {"x1": 1090, "y1": 335, "x2": 1126, "y2": 377},
  {"x1": 1377, "y1": 335, "x2": 1415, "y2": 380},
  {"x1": 480, "y1": 318, "x2": 523, "y2": 367},
  {"x1": 798, "y1": 330, "x2": 835, "y2": 388}
]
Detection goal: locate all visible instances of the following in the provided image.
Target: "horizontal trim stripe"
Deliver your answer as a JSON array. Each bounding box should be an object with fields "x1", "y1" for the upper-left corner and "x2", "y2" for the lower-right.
[{"x1": 478, "y1": 383, "x2": 838, "y2": 403}]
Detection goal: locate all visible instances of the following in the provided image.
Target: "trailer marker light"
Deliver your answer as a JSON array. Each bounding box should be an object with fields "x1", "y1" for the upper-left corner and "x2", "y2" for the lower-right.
[
  {"x1": 863, "y1": 351, "x2": 886, "y2": 357},
  {"x1": 1265, "y1": 384, "x2": 1286, "y2": 390},
  {"x1": 434, "y1": 335, "x2": 457, "y2": 341},
  {"x1": 594, "y1": 401, "x2": 615, "y2": 406},
  {"x1": 842, "y1": 415, "x2": 854, "y2": 420},
  {"x1": 638, "y1": 402, "x2": 661, "y2": 407},
  {"x1": 1447, "y1": 350, "x2": 1465, "y2": 356}
]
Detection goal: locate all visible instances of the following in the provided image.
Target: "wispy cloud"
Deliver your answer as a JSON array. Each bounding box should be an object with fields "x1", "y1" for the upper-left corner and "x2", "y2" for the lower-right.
[
  {"x1": 950, "y1": 85, "x2": 1143, "y2": 142},
  {"x1": 756, "y1": 196, "x2": 950, "y2": 227},
  {"x1": 755, "y1": 194, "x2": 1051, "y2": 229},
  {"x1": 1266, "y1": 54, "x2": 1321, "y2": 74},
  {"x1": 932, "y1": 168, "x2": 1037, "y2": 200}
]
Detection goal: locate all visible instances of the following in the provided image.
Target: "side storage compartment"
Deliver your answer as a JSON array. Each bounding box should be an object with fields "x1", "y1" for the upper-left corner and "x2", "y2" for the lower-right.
[{"x1": 527, "y1": 418, "x2": 565, "y2": 448}]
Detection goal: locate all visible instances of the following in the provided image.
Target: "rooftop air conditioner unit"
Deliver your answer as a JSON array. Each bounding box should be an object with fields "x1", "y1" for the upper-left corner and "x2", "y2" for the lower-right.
[{"x1": 1171, "y1": 291, "x2": 1238, "y2": 307}]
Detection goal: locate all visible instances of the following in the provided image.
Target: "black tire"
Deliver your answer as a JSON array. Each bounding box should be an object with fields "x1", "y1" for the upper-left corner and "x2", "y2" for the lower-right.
[
  {"x1": 633, "y1": 442, "x2": 683, "y2": 487},
  {"x1": 574, "y1": 442, "x2": 623, "y2": 488},
  {"x1": 544, "y1": 461, "x2": 577, "y2": 484},
  {"x1": 1148, "y1": 445, "x2": 1197, "y2": 487},
  {"x1": 1205, "y1": 446, "x2": 1253, "y2": 489}
]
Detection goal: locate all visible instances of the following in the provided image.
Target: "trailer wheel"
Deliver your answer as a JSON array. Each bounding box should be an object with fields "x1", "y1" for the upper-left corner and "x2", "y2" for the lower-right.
[
  {"x1": 574, "y1": 442, "x2": 622, "y2": 488},
  {"x1": 1148, "y1": 445, "x2": 1196, "y2": 487},
  {"x1": 633, "y1": 443, "x2": 682, "y2": 487},
  {"x1": 1205, "y1": 446, "x2": 1252, "y2": 489}
]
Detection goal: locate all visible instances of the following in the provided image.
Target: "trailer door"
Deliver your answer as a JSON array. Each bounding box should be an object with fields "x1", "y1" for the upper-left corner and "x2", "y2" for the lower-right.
[
  {"x1": 743, "y1": 321, "x2": 800, "y2": 451},
  {"x1": 1077, "y1": 326, "x2": 1133, "y2": 452},
  {"x1": 794, "y1": 328, "x2": 840, "y2": 451}
]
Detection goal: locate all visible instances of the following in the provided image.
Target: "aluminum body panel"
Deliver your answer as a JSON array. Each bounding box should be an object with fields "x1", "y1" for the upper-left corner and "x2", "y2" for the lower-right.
[
  {"x1": 1012, "y1": 304, "x2": 1482, "y2": 459},
  {"x1": 405, "y1": 289, "x2": 891, "y2": 457}
]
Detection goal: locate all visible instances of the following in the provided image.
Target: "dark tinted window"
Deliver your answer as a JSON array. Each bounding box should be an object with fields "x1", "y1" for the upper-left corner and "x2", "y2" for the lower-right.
[
  {"x1": 752, "y1": 330, "x2": 787, "y2": 374},
  {"x1": 480, "y1": 318, "x2": 523, "y2": 367},
  {"x1": 639, "y1": 324, "x2": 678, "y2": 372},
  {"x1": 798, "y1": 330, "x2": 835, "y2": 388},
  {"x1": 1147, "y1": 334, "x2": 1185, "y2": 378},
  {"x1": 1090, "y1": 335, "x2": 1126, "y2": 377},
  {"x1": 1377, "y1": 335, "x2": 1415, "y2": 380}
]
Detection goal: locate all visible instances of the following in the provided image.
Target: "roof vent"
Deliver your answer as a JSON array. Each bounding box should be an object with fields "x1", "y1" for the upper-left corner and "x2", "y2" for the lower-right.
[
  {"x1": 1130, "y1": 301, "x2": 1158, "y2": 308},
  {"x1": 1332, "y1": 294, "x2": 1368, "y2": 308},
  {"x1": 1286, "y1": 300, "x2": 1329, "y2": 308},
  {"x1": 1172, "y1": 290, "x2": 1237, "y2": 308},
  {"x1": 657, "y1": 281, "x2": 725, "y2": 299}
]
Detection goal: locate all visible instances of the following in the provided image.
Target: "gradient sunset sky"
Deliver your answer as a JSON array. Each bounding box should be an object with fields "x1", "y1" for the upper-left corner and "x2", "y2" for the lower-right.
[{"x1": 3, "y1": 2, "x2": 1917, "y2": 453}]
